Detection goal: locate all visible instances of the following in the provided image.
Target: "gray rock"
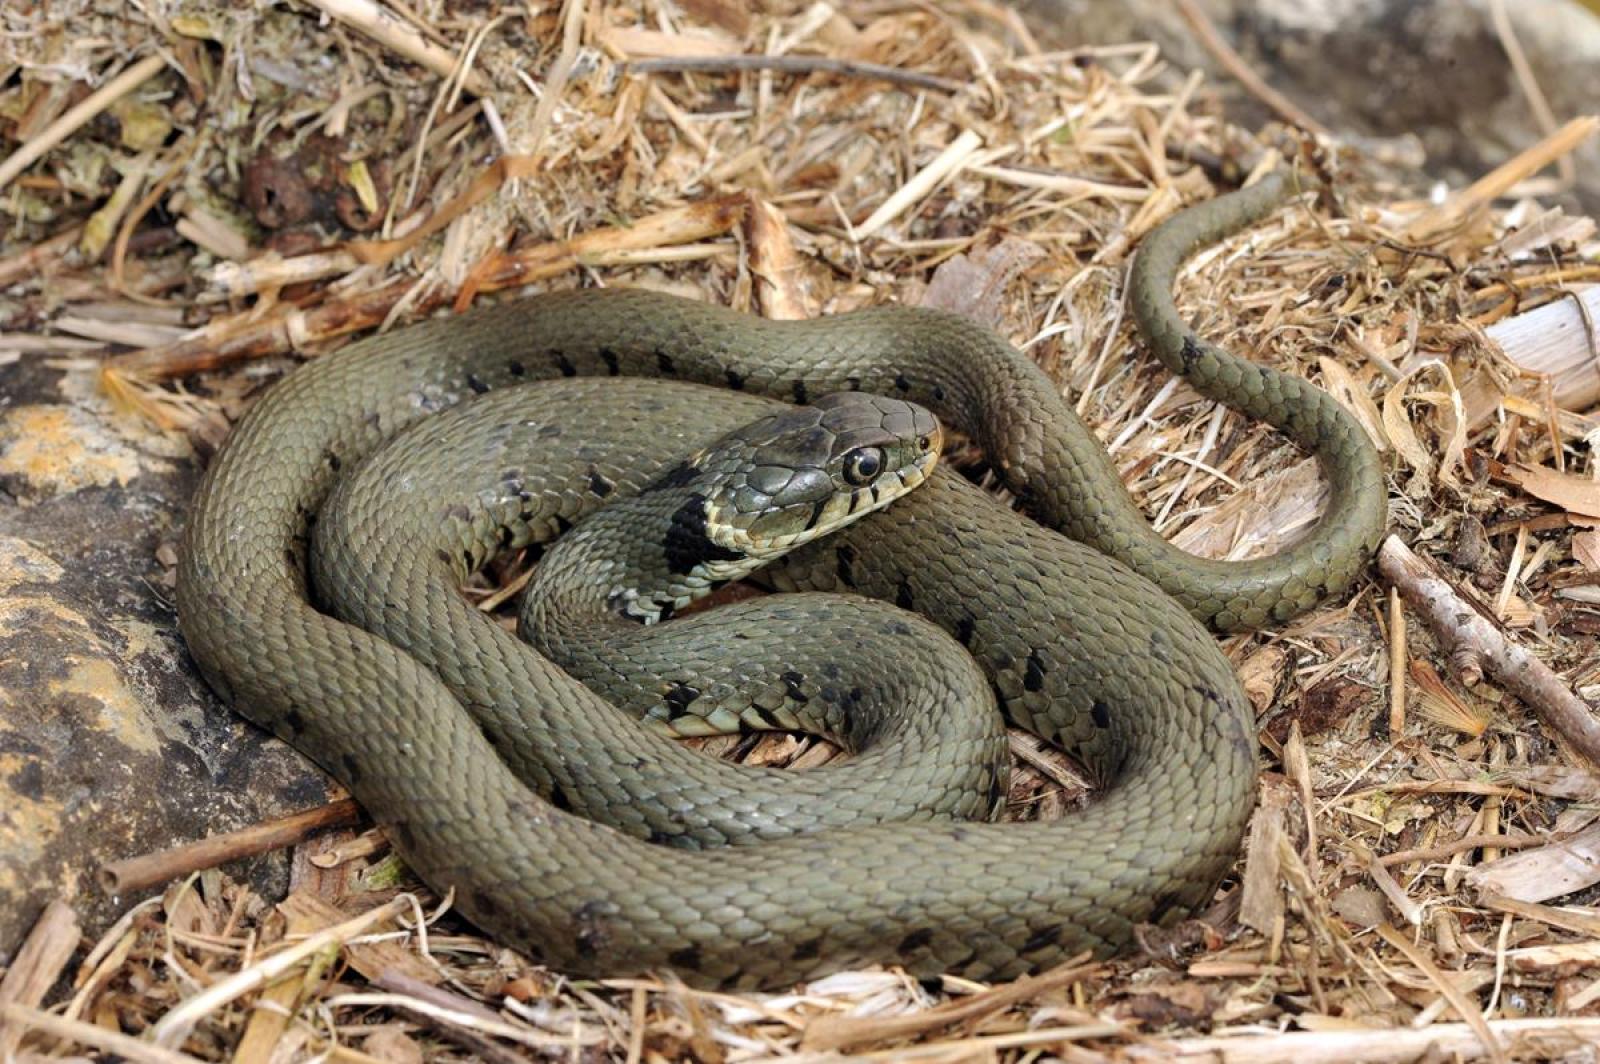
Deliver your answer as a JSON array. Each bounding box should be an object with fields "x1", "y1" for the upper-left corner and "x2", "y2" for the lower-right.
[{"x1": 0, "y1": 357, "x2": 333, "y2": 962}]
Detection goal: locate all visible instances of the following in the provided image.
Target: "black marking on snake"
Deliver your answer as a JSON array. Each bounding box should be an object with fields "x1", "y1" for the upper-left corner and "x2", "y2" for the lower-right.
[
  {"x1": 1091, "y1": 699, "x2": 1112, "y2": 728},
  {"x1": 1024, "y1": 650, "x2": 1046, "y2": 693},
  {"x1": 1148, "y1": 890, "x2": 1185, "y2": 925},
  {"x1": 507, "y1": 359, "x2": 526, "y2": 377},
  {"x1": 1148, "y1": 629, "x2": 1173, "y2": 665},
  {"x1": 894, "y1": 372, "x2": 911, "y2": 393},
  {"x1": 388, "y1": 819, "x2": 416, "y2": 851},
  {"x1": 668, "y1": 946, "x2": 702, "y2": 970},
  {"x1": 573, "y1": 900, "x2": 612, "y2": 957},
  {"x1": 664, "y1": 682, "x2": 701, "y2": 716},
  {"x1": 339, "y1": 754, "x2": 362, "y2": 786},
  {"x1": 554, "y1": 352, "x2": 577, "y2": 377},
  {"x1": 751, "y1": 707, "x2": 784, "y2": 730},
  {"x1": 444, "y1": 502, "x2": 471, "y2": 523},
  {"x1": 538, "y1": 423, "x2": 561, "y2": 437},
  {"x1": 955, "y1": 615, "x2": 976, "y2": 646},
  {"x1": 845, "y1": 375, "x2": 861, "y2": 391},
  {"x1": 896, "y1": 580, "x2": 914, "y2": 609},
  {"x1": 792, "y1": 379, "x2": 808, "y2": 404},
  {"x1": 1191, "y1": 683, "x2": 1223, "y2": 705},
  {"x1": 554, "y1": 513, "x2": 573, "y2": 534},
  {"x1": 466, "y1": 372, "x2": 489, "y2": 394},
  {"x1": 497, "y1": 525, "x2": 514, "y2": 549},
  {"x1": 781, "y1": 670, "x2": 808, "y2": 703},
  {"x1": 588, "y1": 470, "x2": 615, "y2": 497},
  {"x1": 435, "y1": 548, "x2": 453, "y2": 566},
  {"x1": 470, "y1": 888, "x2": 501, "y2": 918},
  {"x1": 1022, "y1": 923, "x2": 1063, "y2": 953},
  {"x1": 802, "y1": 498, "x2": 827, "y2": 533},
  {"x1": 363, "y1": 410, "x2": 382, "y2": 430},
  {"x1": 652, "y1": 459, "x2": 700, "y2": 490},
  {"x1": 663, "y1": 494, "x2": 742, "y2": 575},
  {"x1": 792, "y1": 936, "x2": 824, "y2": 961},
  {"x1": 932, "y1": 383, "x2": 946, "y2": 402},
  {"x1": 548, "y1": 783, "x2": 572, "y2": 812},
  {"x1": 655, "y1": 349, "x2": 676, "y2": 375},
  {"x1": 325, "y1": 449, "x2": 341, "y2": 471},
  {"x1": 819, "y1": 685, "x2": 839, "y2": 704},
  {"x1": 846, "y1": 686, "x2": 863, "y2": 708},
  {"x1": 986, "y1": 768, "x2": 1005, "y2": 812},
  {"x1": 1179, "y1": 336, "x2": 1203, "y2": 372},
  {"x1": 599, "y1": 347, "x2": 620, "y2": 375},
  {"x1": 898, "y1": 928, "x2": 934, "y2": 953},
  {"x1": 725, "y1": 368, "x2": 746, "y2": 390},
  {"x1": 283, "y1": 707, "x2": 305, "y2": 735}
]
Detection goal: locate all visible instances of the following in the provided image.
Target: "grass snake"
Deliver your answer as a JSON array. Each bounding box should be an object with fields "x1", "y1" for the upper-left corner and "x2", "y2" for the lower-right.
[{"x1": 177, "y1": 173, "x2": 1387, "y2": 989}]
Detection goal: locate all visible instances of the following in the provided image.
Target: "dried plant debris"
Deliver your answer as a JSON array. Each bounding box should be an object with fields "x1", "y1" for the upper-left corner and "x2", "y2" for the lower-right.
[{"x1": 4, "y1": 0, "x2": 1600, "y2": 1059}]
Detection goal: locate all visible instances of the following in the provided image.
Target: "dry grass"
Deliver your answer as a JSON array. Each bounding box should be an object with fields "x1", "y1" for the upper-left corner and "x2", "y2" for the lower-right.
[{"x1": 3, "y1": 1, "x2": 1600, "y2": 1060}]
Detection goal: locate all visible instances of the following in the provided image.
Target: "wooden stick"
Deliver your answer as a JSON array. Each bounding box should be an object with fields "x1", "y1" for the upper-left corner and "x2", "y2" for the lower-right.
[
  {"x1": 625, "y1": 54, "x2": 963, "y2": 93},
  {"x1": 99, "y1": 799, "x2": 363, "y2": 895},
  {"x1": 800, "y1": 954, "x2": 1098, "y2": 1051},
  {"x1": 0, "y1": 900, "x2": 82, "y2": 1059},
  {"x1": 0, "y1": 54, "x2": 167, "y2": 194},
  {"x1": 1378, "y1": 833, "x2": 1545, "y2": 867},
  {"x1": 1388, "y1": 586, "x2": 1406, "y2": 737},
  {"x1": 1378, "y1": 535, "x2": 1600, "y2": 768},
  {"x1": 0, "y1": 1002, "x2": 203, "y2": 1064}
]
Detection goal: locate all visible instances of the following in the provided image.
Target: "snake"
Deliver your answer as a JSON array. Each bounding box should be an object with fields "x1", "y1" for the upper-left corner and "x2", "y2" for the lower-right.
[{"x1": 176, "y1": 173, "x2": 1387, "y2": 989}]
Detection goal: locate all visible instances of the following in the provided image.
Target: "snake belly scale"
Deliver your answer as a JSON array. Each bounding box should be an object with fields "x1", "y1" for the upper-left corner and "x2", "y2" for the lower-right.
[{"x1": 177, "y1": 174, "x2": 1387, "y2": 988}]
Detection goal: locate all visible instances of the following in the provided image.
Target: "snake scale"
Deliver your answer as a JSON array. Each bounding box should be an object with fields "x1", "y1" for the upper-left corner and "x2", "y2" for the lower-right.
[{"x1": 177, "y1": 174, "x2": 1387, "y2": 988}]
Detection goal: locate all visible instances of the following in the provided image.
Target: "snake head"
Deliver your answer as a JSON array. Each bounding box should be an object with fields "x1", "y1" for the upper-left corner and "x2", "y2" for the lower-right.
[{"x1": 695, "y1": 391, "x2": 942, "y2": 566}]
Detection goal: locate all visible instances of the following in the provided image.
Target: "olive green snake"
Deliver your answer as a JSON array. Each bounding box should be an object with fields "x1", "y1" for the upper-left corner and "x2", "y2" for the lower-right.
[{"x1": 176, "y1": 174, "x2": 1387, "y2": 989}]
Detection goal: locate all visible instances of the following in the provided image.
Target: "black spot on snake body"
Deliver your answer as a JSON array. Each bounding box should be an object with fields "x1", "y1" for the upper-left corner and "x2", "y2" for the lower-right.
[
  {"x1": 751, "y1": 707, "x2": 784, "y2": 730},
  {"x1": 554, "y1": 514, "x2": 573, "y2": 534},
  {"x1": 897, "y1": 928, "x2": 934, "y2": 953},
  {"x1": 653, "y1": 460, "x2": 699, "y2": 490},
  {"x1": 1148, "y1": 890, "x2": 1186, "y2": 925},
  {"x1": 894, "y1": 372, "x2": 911, "y2": 392},
  {"x1": 554, "y1": 352, "x2": 577, "y2": 377},
  {"x1": 845, "y1": 375, "x2": 861, "y2": 391},
  {"x1": 588, "y1": 470, "x2": 615, "y2": 497},
  {"x1": 388, "y1": 819, "x2": 416, "y2": 851},
  {"x1": 599, "y1": 347, "x2": 620, "y2": 375},
  {"x1": 668, "y1": 946, "x2": 703, "y2": 970},
  {"x1": 1024, "y1": 650, "x2": 1046, "y2": 692},
  {"x1": 444, "y1": 502, "x2": 471, "y2": 523},
  {"x1": 955, "y1": 615, "x2": 976, "y2": 646},
  {"x1": 792, "y1": 936, "x2": 824, "y2": 961},
  {"x1": 663, "y1": 494, "x2": 742, "y2": 575},
  {"x1": 434, "y1": 548, "x2": 452, "y2": 566},
  {"x1": 792, "y1": 380, "x2": 808, "y2": 404},
  {"x1": 466, "y1": 372, "x2": 489, "y2": 394},
  {"x1": 664, "y1": 682, "x2": 701, "y2": 717},
  {"x1": 781, "y1": 670, "x2": 808, "y2": 703},
  {"x1": 834, "y1": 543, "x2": 857, "y2": 586},
  {"x1": 1091, "y1": 700, "x2": 1112, "y2": 728},
  {"x1": 1022, "y1": 923, "x2": 1063, "y2": 953},
  {"x1": 548, "y1": 783, "x2": 572, "y2": 811},
  {"x1": 895, "y1": 580, "x2": 914, "y2": 609},
  {"x1": 932, "y1": 383, "x2": 946, "y2": 402},
  {"x1": 1178, "y1": 336, "x2": 1203, "y2": 372},
  {"x1": 725, "y1": 368, "x2": 746, "y2": 390},
  {"x1": 655, "y1": 350, "x2": 676, "y2": 375},
  {"x1": 497, "y1": 525, "x2": 514, "y2": 549},
  {"x1": 507, "y1": 359, "x2": 526, "y2": 377},
  {"x1": 470, "y1": 888, "x2": 502, "y2": 919},
  {"x1": 340, "y1": 754, "x2": 362, "y2": 786},
  {"x1": 573, "y1": 901, "x2": 611, "y2": 957},
  {"x1": 282, "y1": 707, "x2": 305, "y2": 734},
  {"x1": 886, "y1": 620, "x2": 914, "y2": 637},
  {"x1": 325, "y1": 450, "x2": 341, "y2": 471}
]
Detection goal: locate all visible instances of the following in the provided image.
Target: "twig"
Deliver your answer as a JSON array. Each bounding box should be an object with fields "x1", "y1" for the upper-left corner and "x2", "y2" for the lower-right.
[
  {"x1": 1378, "y1": 834, "x2": 1546, "y2": 867},
  {"x1": 0, "y1": 54, "x2": 167, "y2": 194},
  {"x1": 301, "y1": 0, "x2": 489, "y2": 96},
  {"x1": 800, "y1": 954, "x2": 1099, "y2": 1052},
  {"x1": 1169, "y1": 0, "x2": 1328, "y2": 135},
  {"x1": 626, "y1": 54, "x2": 963, "y2": 93},
  {"x1": 0, "y1": 1002, "x2": 203, "y2": 1064},
  {"x1": 1388, "y1": 586, "x2": 1406, "y2": 736},
  {"x1": 854, "y1": 129, "x2": 984, "y2": 239},
  {"x1": 99, "y1": 799, "x2": 363, "y2": 895},
  {"x1": 1377, "y1": 924, "x2": 1506, "y2": 1064},
  {"x1": 1378, "y1": 535, "x2": 1600, "y2": 768},
  {"x1": 149, "y1": 896, "x2": 414, "y2": 1048},
  {"x1": 0, "y1": 900, "x2": 82, "y2": 1059},
  {"x1": 373, "y1": 971, "x2": 534, "y2": 1064}
]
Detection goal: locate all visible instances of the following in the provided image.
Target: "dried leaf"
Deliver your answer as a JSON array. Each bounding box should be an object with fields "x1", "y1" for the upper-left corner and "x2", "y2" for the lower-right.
[
  {"x1": 1381, "y1": 359, "x2": 1467, "y2": 489},
  {"x1": 1317, "y1": 356, "x2": 1388, "y2": 452},
  {"x1": 1575, "y1": 529, "x2": 1600, "y2": 571},
  {"x1": 1508, "y1": 464, "x2": 1600, "y2": 520}
]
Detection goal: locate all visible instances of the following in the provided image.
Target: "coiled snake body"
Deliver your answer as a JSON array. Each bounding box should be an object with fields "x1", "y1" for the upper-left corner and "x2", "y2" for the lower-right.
[{"x1": 178, "y1": 175, "x2": 1386, "y2": 989}]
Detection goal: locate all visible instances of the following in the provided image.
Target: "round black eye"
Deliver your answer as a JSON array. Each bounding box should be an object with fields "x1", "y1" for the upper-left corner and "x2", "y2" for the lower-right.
[
  {"x1": 917, "y1": 435, "x2": 931, "y2": 451},
  {"x1": 842, "y1": 447, "x2": 884, "y2": 485}
]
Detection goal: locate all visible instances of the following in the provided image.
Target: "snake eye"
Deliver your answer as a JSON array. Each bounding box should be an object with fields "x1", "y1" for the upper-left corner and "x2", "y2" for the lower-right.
[
  {"x1": 842, "y1": 446, "x2": 885, "y2": 486},
  {"x1": 917, "y1": 435, "x2": 931, "y2": 452}
]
